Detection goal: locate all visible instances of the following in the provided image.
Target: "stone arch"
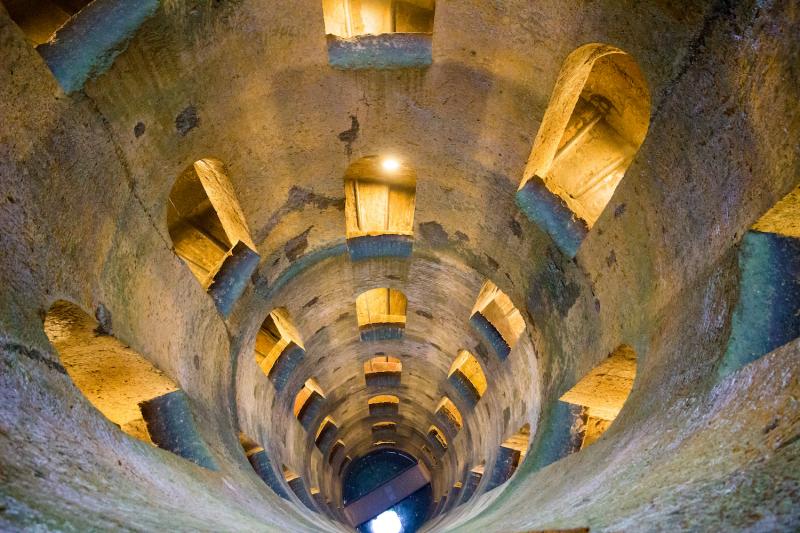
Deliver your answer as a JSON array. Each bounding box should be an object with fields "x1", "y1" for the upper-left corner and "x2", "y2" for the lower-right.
[
  {"x1": 486, "y1": 424, "x2": 530, "y2": 490},
  {"x1": 344, "y1": 156, "x2": 417, "y2": 259},
  {"x1": 560, "y1": 345, "x2": 637, "y2": 449},
  {"x1": 355, "y1": 287, "x2": 407, "y2": 340},
  {"x1": 254, "y1": 308, "x2": 306, "y2": 391},
  {"x1": 434, "y1": 396, "x2": 463, "y2": 435},
  {"x1": 294, "y1": 378, "x2": 327, "y2": 430},
  {"x1": 427, "y1": 425, "x2": 447, "y2": 456},
  {"x1": 368, "y1": 394, "x2": 400, "y2": 417},
  {"x1": 167, "y1": 158, "x2": 259, "y2": 314},
  {"x1": 469, "y1": 280, "x2": 526, "y2": 360},
  {"x1": 43, "y1": 300, "x2": 216, "y2": 469},
  {"x1": 364, "y1": 355, "x2": 402, "y2": 387},
  {"x1": 517, "y1": 43, "x2": 651, "y2": 258},
  {"x1": 447, "y1": 349, "x2": 488, "y2": 407}
]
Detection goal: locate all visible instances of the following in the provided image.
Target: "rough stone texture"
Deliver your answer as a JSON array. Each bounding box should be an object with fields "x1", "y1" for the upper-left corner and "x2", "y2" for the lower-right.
[
  {"x1": 444, "y1": 484, "x2": 461, "y2": 513},
  {"x1": 346, "y1": 234, "x2": 414, "y2": 260},
  {"x1": 459, "y1": 470, "x2": 482, "y2": 506},
  {"x1": 469, "y1": 312, "x2": 511, "y2": 360},
  {"x1": 248, "y1": 449, "x2": 291, "y2": 500},
  {"x1": 719, "y1": 230, "x2": 800, "y2": 377},
  {"x1": 269, "y1": 343, "x2": 307, "y2": 391},
  {"x1": 484, "y1": 446, "x2": 520, "y2": 492},
  {"x1": 327, "y1": 33, "x2": 432, "y2": 70},
  {"x1": 448, "y1": 370, "x2": 481, "y2": 408},
  {"x1": 516, "y1": 175, "x2": 589, "y2": 258},
  {"x1": 289, "y1": 476, "x2": 319, "y2": 512},
  {"x1": 1, "y1": 0, "x2": 799, "y2": 531},
  {"x1": 207, "y1": 241, "x2": 261, "y2": 316},
  {"x1": 316, "y1": 421, "x2": 339, "y2": 456},
  {"x1": 365, "y1": 370, "x2": 402, "y2": 388},
  {"x1": 139, "y1": 390, "x2": 219, "y2": 470},
  {"x1": 359, "y1": 322, "x2": 405, "y2": 342},
  {"x1": 36, "y1": 0, "x2": 158, "y2": 93},
  {"x1": 298, "y1": 390, "x2": 327, "y2": 431}
]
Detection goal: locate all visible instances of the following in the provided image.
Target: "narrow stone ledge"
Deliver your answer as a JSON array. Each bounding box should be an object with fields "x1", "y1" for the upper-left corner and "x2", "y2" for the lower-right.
[
  {"x1": 327, "y1": 33, "x2": 432, "y2": 70},
  {"x1": 248, "y1": 450, "x2": 291, "y2": 500},
  {"x1": 207, "y1": 242, "x2": 261, "y2": 317},
  {"x1": 269, "y1": 343, "x2": 306, "y2": 392},
  {"x1": 448, "y1": 371, "x2": 481, "y2": 408},
  {"x1": 719, "y1": 230, "x2": 800, "y2": 377},
  {"x1": 458, "y1": 470, "x2": 482, "y2": 506},
  {"x1": 359, "y1": 323, "x2": 405, "y2": 342},
  {"x1": 288, "y1": 477, "x2": 319, "y2": 512},
  {"x1": 469, "y1": 312, "x2": 511, "y2": 361},
  {"x1": 37, "y1": 0, "x2": 158, "y2": 94},
  {"x1": 516, "y1": 176, "x2": 589, "y2": 259},
  {"x1": 139, "y1": 390, "x2": 218, "y2": 471},
  {"x1": 297, "y1": 391, "x2": 326, "y2": 431},
  {"x1": 484, "y1": 445, "x2": 520, "y2": 491},
  {"x1": 346, "y1": 234, "x2": 413, "y2": 261}
]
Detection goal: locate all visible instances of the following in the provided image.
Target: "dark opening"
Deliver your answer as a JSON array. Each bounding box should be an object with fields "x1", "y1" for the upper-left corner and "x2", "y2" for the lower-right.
[{"x1": 342, "y1": 448, "x2": 432, "y2": 532}]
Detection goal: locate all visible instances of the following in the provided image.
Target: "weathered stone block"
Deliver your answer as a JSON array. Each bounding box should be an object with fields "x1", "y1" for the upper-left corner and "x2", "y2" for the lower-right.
[
  {"x1": 516, "y1": 176, "x2": 589, "y2": 259},
  {"x1": 360, "y1": 323, "x2": 404, "y2": 342},
  {"x1": 719, "y1": 230, "x2": 800, "y2": 377},
  {"x1": 268, "y1": 343, "x2": 305, "y2": 392},
  {"x1": 248, "y1": 450, "x2": 290, "y2": 500},
  {"x1": 346, "y1": 234, "x2": 413, "y2": 261},
  {"x1": 37, "y1": 0, "x2": 159, "y2": 93},
  {"x1": 327, "y1": 33, "x2": 432, "y2": 70},
  {"x1": 485, "y1": 446, "x2": 521, "y2": 491},
  {"x1": 139, "y1": 390, "x2": 218, "y2": 470},
  {"x1": 448, "y1": 370, "x2": 481, "y2": 408},
  {"x1": 207, "y1": 242, "x2": 260, "y2": 317},
  {"x1": 459, "y1": 471, "x2": 482, "y2": 506},
  {"x1": 288, "y1": 477, "x2": 318, "y2": 512},
  {"x1": 297, "y1": 391, "x2": 326, "y2": 431},
  {"x1": 469, "y1": 312, "x2": 511, "y2": 360}
]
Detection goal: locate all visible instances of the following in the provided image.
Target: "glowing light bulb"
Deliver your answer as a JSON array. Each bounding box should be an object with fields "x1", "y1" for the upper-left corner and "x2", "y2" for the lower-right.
[
  {"x1": 370, "y1": 510, "x2": 402, "y2": 533},
  {"x1": 381, "y1": 158, "x2": 400, "y2": 172}
]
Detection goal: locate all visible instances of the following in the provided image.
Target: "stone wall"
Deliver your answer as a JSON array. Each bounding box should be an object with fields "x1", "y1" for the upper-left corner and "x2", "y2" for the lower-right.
[{"x1": 0, "y1": 0, "x2": 798, "y2": 531}]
